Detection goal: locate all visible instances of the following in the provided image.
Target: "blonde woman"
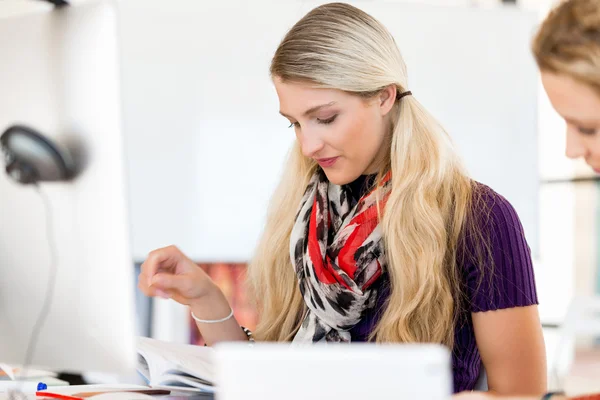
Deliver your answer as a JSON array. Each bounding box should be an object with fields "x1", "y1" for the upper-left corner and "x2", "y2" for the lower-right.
[{"x1": 138, "y1": 2, "x2": 546, "y2": 396}]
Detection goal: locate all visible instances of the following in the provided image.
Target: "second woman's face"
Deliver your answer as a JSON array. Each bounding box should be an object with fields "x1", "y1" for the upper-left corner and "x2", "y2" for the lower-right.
[
  {"x1": 541, "y1": 71, "x2": 600, "y2": 173},
  {"x1": 273, "y1": 77, "x2": 396, "y2": 185}
]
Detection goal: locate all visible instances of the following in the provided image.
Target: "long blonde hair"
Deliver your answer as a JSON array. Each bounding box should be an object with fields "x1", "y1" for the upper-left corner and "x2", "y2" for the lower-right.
[
  {"x1": 532, "y1": 0, "x2": 600, "y2": 93},
  {"x1": 248, "y1": 2, "x2": 481, "y2": 347}
]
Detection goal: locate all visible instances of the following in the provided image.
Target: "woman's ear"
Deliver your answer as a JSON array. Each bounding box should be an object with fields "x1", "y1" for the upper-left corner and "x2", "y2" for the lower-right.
[{"x1": 379, "y1": 85, "x2": 397, "y2": 116}]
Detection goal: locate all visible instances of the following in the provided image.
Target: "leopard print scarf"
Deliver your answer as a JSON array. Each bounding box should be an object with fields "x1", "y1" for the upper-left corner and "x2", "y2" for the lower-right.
[{"x1": 290, "y1": 170, "x2": 391, "y2": 343}]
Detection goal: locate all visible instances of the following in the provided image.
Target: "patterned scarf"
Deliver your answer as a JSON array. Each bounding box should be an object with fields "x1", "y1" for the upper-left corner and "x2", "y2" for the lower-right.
[{"x1": 290, "y1": 169, "x2": 391, "y2": 343}]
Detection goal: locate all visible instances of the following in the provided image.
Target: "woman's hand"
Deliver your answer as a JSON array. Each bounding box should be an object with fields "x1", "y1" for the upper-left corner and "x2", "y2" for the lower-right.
[
  {"x1": 137, "y1": 245, "x2": 248, "y2": 345},
  {"x1": 138, "y1": 245, "x2": 218, "y2": 307}
]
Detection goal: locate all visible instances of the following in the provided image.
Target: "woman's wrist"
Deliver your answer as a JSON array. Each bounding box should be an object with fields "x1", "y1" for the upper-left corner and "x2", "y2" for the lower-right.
[{"x1": 189, "y1": 284, "x2": 232, "y2": 321}]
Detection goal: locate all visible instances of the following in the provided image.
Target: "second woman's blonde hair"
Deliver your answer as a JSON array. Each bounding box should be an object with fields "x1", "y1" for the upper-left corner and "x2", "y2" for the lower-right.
[
  {"x1": 532, "y1": 0, "x2": 600, "y2": 94},
  {"x1": 248, "y1": 2, "x2": 485, "y2": 346}
]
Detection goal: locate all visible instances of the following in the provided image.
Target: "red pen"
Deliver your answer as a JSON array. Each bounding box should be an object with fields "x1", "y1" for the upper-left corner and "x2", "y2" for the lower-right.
[{"x1": 35, "y1": 392, "x2": 82, "y2": 400}]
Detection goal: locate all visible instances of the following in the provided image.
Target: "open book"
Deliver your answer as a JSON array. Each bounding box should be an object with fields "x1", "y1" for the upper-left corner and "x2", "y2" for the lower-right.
[{"x1": 136, "y1": 336, "x2": 216, "y2": 393}]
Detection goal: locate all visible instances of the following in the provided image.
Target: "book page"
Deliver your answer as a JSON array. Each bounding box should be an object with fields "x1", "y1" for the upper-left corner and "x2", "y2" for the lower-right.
[
  {"x1": 136, "y1": 337, "x2": 216, "y2": 385},
  {"x1": 154, "y1": 373, "x2": 214, "y2": 393},
  {"x1": 136, "y1": 353, "x2": 151, "y2": 384}
]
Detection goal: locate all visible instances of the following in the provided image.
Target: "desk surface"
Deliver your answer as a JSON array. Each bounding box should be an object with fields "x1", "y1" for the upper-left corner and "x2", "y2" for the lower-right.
[
  {"x1": 0, "y1": 384, "x2": 213, "y2": 400},
  {"x1": 565, "y1": 349, "x2": 600, "y2": 397}
]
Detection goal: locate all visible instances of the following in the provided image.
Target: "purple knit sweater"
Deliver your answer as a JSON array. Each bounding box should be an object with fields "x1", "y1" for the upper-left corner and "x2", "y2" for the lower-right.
[{"x1": 345, "y1": 177, "x2": 538, "y2": 393}]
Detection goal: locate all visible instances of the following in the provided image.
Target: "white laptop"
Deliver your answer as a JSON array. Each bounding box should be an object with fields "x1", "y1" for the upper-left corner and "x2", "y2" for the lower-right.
[{"x1": 214, "y1": 343, "x2": 452, "y2": 400}]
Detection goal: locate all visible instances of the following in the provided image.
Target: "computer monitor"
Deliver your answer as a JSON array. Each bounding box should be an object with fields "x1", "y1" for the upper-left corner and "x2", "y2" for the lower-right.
[{"x1": 0, "y1": 0, "x2": 137, "y2": 375}]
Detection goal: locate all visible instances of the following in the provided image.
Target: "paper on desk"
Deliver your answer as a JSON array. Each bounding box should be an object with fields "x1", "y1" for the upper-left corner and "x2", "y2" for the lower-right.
[
  {"x1": 35, "y1": 384, "x2": 150, "y2": 395},
  {"x1": 0, "y1": 365, "x2": 58, "y2": 381},
  {"x1": 0, "y1": 384, "x2": 159, "y2": 400},
  {"x1": 0, "y1": 381, "x2": 43, "y2": 392},
  {"x1": 0, "y1": 365, "x2": 15, "y2": 381},
  {"x1": 0, "y1": 384, "x2": 151, "y2": 400},
  {"x1": 0, "y1": 393, "x2": 35, "y2": 400},
  {"x1": 0, "y1": 378, "x2": 68, "y2": 391}
]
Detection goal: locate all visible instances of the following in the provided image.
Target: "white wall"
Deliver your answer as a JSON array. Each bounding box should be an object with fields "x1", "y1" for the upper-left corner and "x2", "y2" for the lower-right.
[{"x1": 117, "y1": 0, "x2": 540, "y2": 266}]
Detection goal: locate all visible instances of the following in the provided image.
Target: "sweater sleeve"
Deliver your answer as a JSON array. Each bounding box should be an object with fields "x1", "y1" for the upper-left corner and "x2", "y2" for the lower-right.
[{"x1": 461, "y1": 184, "x2": 538, "y2": 313}]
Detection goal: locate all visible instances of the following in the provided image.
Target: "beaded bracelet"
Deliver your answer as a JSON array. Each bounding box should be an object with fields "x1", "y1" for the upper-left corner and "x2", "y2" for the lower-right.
[
  {"x1": 241, "y1": 326, "x2": 255, "y2": 343},
  {"x1": 541, "y1": 392, "x2": 566, "y2": 400}
]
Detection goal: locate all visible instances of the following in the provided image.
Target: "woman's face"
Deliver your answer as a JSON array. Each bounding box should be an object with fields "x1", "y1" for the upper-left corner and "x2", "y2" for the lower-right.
[
  {"x1": 541, "y1": 71, "x2": 600, "y2": 173},
  {"x1": 273, "y1": 77, "x2": 396, "y2": 185}
]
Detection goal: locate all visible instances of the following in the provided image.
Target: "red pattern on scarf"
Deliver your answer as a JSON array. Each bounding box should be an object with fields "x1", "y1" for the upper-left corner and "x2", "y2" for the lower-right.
[{"x1": 309, "y1": 173, "x2": 391, "y2": 289}]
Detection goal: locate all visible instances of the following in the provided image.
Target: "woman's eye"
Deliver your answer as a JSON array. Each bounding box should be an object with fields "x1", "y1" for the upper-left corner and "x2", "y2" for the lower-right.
[
  {"x1": 317, "y1": 115, "x2": 337, "y2": 125},
  {"x1": 578, "y1": 126, "x2": 597, "y2": 135}
]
